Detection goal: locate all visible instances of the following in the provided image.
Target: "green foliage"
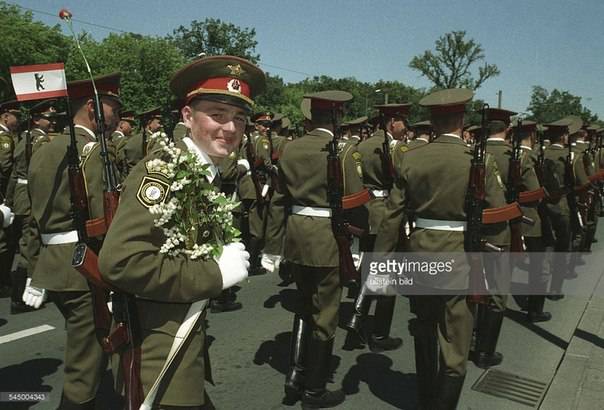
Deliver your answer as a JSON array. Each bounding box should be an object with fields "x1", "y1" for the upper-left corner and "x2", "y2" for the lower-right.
[
  {"x1": 168, "y1": 18, "x2": 259, "y2": 62},
  {"x1": 65, "y1": 33, "x2": 186, "y2": 113},
  {"x1": 409, "y1": 30, "x2": 499, "y2": 90},
  {"x1": 0, "y1": 1, "x2": 70, "y2": 99},
  {"x1": 527, "y1": 86, "x2": 598, "y2": 124}
]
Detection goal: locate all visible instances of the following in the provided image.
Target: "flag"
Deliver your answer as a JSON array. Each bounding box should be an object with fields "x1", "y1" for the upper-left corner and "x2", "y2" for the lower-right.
[{"x1": 10, "y1": 63, "x2": 68, "y2": 102}]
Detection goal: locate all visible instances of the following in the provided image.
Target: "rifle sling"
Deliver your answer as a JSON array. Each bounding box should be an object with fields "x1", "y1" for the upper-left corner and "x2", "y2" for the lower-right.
[{"x1": 85, "y1": 217, "x2": 108, "y2": 238}]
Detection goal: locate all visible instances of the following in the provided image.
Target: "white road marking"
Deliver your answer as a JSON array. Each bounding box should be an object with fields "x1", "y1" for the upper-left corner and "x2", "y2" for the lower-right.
[{"x1": 0, "y1": 324, "x2": 56, "y2": 344}]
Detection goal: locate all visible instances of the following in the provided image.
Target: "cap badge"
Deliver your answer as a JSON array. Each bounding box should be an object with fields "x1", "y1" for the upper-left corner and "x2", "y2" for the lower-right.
[
  {"x1": 227, "y1": 78, "x2": 242, "y2": 94},
  {"x1": 227, "y1": 64, "x2": 244, "y2": 76}
]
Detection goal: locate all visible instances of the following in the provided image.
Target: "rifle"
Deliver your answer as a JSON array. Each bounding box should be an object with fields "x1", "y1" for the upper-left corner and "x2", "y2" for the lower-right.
[
  {"x1": 379, "y1": 113, "x2": 395, "y2": 192},
  {"x1": 245, "y1": 135, "x2": 266, "y2": 208},
  {"x1": 565, "y1": 132, "x2": 584, "y2": 236},
  {"x1": 506, "y1": 118, "x2": 536, "y2": 252},
  {"x1": 61, "y1": 10, "x2": 143, "y2": 409},
  {"x1": 24, "y1": 111, "x2": 33, "y2": 164},
  {"x1": 465, "y1": 105, "x2": 523, "y2": 304},
  {"x1": 141, "y1": 124, "x2": 148, "y2": 157},
  {"x1": 326, "y1": 111, "x2": 367, "y2": 283}
]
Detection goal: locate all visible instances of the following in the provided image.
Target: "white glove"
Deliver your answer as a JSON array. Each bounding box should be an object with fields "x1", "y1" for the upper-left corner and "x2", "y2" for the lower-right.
[
  {"x1": 261, "y1": 253, "x2": 282, "y2": 273},
  {"x1": 22, "y1": 278, "x2": 47, "y2": 309},
  {"x1": 0, "y1": 203, "x2": 14, "y2": 228},
  {"x1": 216, "y1": 242, "x2": 250, "y2": 289}
]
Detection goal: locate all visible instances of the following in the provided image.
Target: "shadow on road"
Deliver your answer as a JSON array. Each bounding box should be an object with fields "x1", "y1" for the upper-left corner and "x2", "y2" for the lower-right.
[
  {"x1": 504, "y1": 308, "x2": 569, "y2": 350},
  {"x1": 342, "y1": 353, "x2": 417, "y2": 409},
  {"x1": 263, "y1": 289, "x2": 301, "y2": 313},
  {"x1": 574, "y1": 328, "x2": 604, "y2": 349},
  {"x1": 0, "y1": 358, "x2": 61, "y2": 409}
]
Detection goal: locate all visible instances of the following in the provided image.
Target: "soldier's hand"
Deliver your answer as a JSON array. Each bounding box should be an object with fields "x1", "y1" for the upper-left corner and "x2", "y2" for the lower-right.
[
  {"x1": 22, "y1": 278, "x2": 47, "y2": 309},
  {"x1": 0, "y1": 203, "x2": 14, "y2": 228},
  {"x1": 217, "y1": 242, "x2": 250, "y2": 289}
]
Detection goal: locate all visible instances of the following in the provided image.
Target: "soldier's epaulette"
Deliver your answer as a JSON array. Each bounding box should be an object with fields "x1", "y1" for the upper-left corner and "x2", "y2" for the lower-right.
[{"x1": 80, "y1": 141, "x2": 99, "y2": 166}]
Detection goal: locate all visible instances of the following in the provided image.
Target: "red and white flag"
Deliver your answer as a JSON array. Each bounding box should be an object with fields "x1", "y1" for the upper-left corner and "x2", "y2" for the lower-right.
[{"x1": 10, "y1": 63, "x2": 68, "y2": 102}]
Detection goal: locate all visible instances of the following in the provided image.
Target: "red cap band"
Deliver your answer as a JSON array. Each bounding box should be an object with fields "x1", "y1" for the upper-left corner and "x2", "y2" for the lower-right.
[{"x1": 190, "y1": 77, "x2": 251, "y2": 99}]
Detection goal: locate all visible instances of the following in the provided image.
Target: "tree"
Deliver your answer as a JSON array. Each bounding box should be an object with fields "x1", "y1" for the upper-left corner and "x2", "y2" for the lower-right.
[
  {"x1": 527, "y1": 86, "x2": 598, "y2": 124},
  {"x1": 65, "y1": 33, "x2": 186, "y2": 113},
  {"x1": 409, "y1": 30, "x2": 499, "y2": 90},
  {"x1": 168, "y1": 18, "x2": 259, "y2": 62},
  {"x1": 0, "y1": 1, "x2": 70, "y2": 94}
]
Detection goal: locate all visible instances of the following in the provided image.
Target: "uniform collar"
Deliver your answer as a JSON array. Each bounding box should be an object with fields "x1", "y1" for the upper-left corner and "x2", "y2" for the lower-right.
[
  {"x1": 487, "y1": 137, "x2": 506, "y2": 143},
  {"x1": 31, "y1": 128, "x2": 47, "y2": 136},
  {"x1": 0, "y1": 123, "x2": 9, "y2": 133},
  {"x1": 521, "y1": 145, "x2": 532, "y2": 150},
  {"x1": 74, "y1": 124, "x2": 96, "y2": 141},
  {"x1": 416, "y1": 137, "x2": 429, "y2": 143},
  {"x1": 552, "y1": 143, "x2": 564, "y2": 148},
  {"x1": 434, "y1": 133, "x2": 466, "y2": 145},
  {"x1": 182, "y1": 136, "x2": 218, "y2": 183},
  {"x1": 113, "y1": 130, "x2": 125, "y2": 138},
  {"x1": 313, "y1": 128, "x2": 334, "y2": 137}
]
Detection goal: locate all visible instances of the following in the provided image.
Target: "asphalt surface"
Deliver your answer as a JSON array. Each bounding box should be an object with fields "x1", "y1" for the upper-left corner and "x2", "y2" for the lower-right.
[{"x1": 2, "y1": 229, "x2": 604, "y2": 410}]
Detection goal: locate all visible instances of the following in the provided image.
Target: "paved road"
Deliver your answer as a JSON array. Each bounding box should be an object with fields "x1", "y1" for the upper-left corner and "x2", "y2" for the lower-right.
[{"x1": 1, "y1": 230, "x2": 604, "y2": 409}]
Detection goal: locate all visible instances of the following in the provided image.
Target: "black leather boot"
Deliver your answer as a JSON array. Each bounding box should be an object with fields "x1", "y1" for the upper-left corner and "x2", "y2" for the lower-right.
[
  {"x1": 409, "y1": 318, "x2": 438, "y2": 410},
  {"x1": 471, "y1": 305, "x2": 504, "y2": 369},
  {"x1": 283, "y1": 315, "x2": 309, "y2": 403},
  {"x1": 433, "y1": 374, "x2": 466, "y2": 410},
  {"x1": 344, "y1": 292, "x2": 371, "y2": 340},
  {"x1": 369, "y1": 296, "x2": 402, "y2": 352},
  {"x1": 527, "y1": 296, "x2": 552, "y2": 323},
  {"x1": 301, "y1": 338, "x2": 345, "y2": 409}
]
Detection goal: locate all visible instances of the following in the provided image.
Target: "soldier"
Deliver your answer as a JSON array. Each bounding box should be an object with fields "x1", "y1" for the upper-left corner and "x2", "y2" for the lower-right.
[
  {"x1": 0, "y1": 100, "x2": 20, "y2": 297},
  {"x1": 28, "y1": 73, "x2": 122, "y2": 409},
  {"x1": 114, "y1": 110, "x2": 136, "y2": 175},
  {"x1": 374, "y1": 89, "x2": 508, "y2": 409},
  {"x1": 121, "y1": 107, "x2": 163, "y2": 175},
  {"x1": 345, "y1": 116, "x2": 368, "y2": 144},
  {"x1": 470, "y1": 108, "x2": 515, "y2": 370},
  {"x1": 99, "y1": 56, "x2": 263, "y2": 409},
  {"x1": 407, "y1": 120, "x2": 433, "y2": 148},
  {"x1": 11, "y1": 99, "x2": 58, "y2": 314},
  {"x1": 541, "y1": 119, "x2": 574, "y2": 300},
  {"x1": 513, "y1": 120, "x2": 552, "y2": 322},
  {"x1": 273, "y1": 90, "x2": 369, "y2": 408},
  {"x1": 348, "y1": 104, "x2": 410, "y2": 353}
]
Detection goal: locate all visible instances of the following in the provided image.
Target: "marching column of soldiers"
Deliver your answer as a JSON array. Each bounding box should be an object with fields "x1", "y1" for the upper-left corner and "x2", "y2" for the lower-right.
[{"x1": 1, "y1": 51, "x2": 604, "y2": 410}]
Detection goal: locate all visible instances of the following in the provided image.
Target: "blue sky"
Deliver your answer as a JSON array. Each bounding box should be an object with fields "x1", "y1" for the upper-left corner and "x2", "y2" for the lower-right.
[{"x1": 13, "y1": 0, "x2": 604, "y2": 116}]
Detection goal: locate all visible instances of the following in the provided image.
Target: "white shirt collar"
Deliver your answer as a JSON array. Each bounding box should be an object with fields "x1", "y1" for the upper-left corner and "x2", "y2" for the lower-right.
[
  {"x1": 417, "y1": 137, "x2": 429, "y2": 143},
  {"x1": 315, "y1": 128, "x2": 334, "y2": 137},
  {"x1": 182, "y1": 137, "x2": 218, "y2": 183},
  {"x1": 552, "y1": 143, "x2": 564, "y2": 148},
  {"x1": 487, "y1": 137, "x2": 505, "y2": 142},
  {"x1": 576, "y1": 140, "x2": 587, "y2": 145},
  {"x1": 114, "y1": 130, "x2": 125, "y2": 138},
  {"x1": 0, "y1": 123, "x2": 9, "y2": 133},
  {"x1": 351, "y1": 135, "x2": 360, "y2": 140},
  {"x1": 442, "y1": 133, "x2": 462, "y2": 140},
  {"x1": 521, "y1": 145, "x2": 532, "y2": 150},
  {"x1": 31, "y1": 128, "x2": 47, "y2": 136},
  {"x1": 74, "y1": 124, "x2": 96, "y2": 141}
]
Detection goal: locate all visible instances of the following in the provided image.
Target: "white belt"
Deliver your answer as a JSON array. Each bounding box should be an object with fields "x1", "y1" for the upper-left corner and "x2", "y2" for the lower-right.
[
  {"x1": 414, "y1": 218, "x2": 467, "y2": 231},
  {"x1": 17, "y1": 178, "x2": 28, "y2": 185},
  {"x1": 372, "y1": 190, "x2": 389, "y2": 198},
  {"x1": 291, "y1": 205, "x2": 332, "y2": 218},
  {"x1": 41, "y1": 230, "x2": 79, "y2": 245}
]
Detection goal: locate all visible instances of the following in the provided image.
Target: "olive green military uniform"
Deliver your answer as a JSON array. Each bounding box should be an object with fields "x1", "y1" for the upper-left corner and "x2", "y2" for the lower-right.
[
  {"x1": 542, "y1": 143, "x2": 571, "y2": 294},
  {"x1": 519, "y1": 145, "x2": 550, "y2": 318},
  {"x1": 0, "y1": 124, "x2": 16, "y2": 290},
  {"x1": 272, "y1": 128, "x2": 366, "y2": 339},
  {"x1": 99, "y1": 138, "x2": 223, "y2": 407},
  {"x1": 121, "y1": 130, "x2": 145, "y2": 176},
  {"x1": 263, "y1": 133, "x2": 289, "y2": 257},
  {"x1": 172, "y1": 122, "x2": 188, "y2": 143},
  {"x1": 374, "y1": 133, "x2": 507, "y2": 403},
  {"x1": 407, "y1": 136, "x2": 429, "y2": 149},
  {"x1": 29, "y1": 125, "x2": 114, "y2": 405}
]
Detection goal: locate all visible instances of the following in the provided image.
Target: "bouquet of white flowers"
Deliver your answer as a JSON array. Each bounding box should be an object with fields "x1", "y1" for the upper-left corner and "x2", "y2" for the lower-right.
[{"x1": 148, "y1": 140, "x2": 240, "y2": 260}]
